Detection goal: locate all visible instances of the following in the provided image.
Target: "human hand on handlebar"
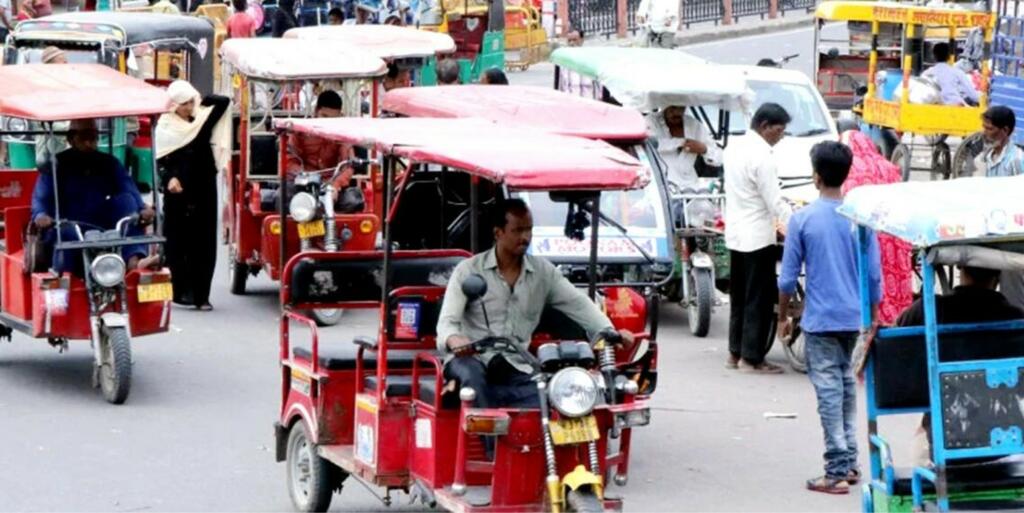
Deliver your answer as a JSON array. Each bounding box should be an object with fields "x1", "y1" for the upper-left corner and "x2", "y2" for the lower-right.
[
  {"x1": 446, "y1": 334, "x2": 475, "y2": 356},
  {"x1": 139, "y1": 207, "x2": 156, "y2": 226},
  {"x1": 34, "y1": 214, "x2": 54, "y2": 230}
]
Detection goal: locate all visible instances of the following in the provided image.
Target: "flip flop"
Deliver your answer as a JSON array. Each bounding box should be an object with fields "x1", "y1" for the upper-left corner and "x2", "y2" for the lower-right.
[{"x1": 806, "y1": 476, "x2": 850, "y2": 495}]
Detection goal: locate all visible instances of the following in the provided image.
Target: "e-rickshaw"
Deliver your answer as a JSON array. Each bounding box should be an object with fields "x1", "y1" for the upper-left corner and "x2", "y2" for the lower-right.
[
  {"x1": 551, "y1": 47, "x2": 753, "y2": 338},
  {"x1": 382, "y1": 84, "x2": 672, "y2": 339},
  {"x1": 839, "y1": 176, "x2": 1024, "y2": 512},
  {"x1": 2, "y1": 12, "x2": 216, "y2": 189},
  {"x1": 419, "y1": 0, "x2": 505, "y2": 84},
  {"x1": 0, "y1": 64, "x2": 175, "y2": 404},
  {"x1": 282, "y1": 24, "x2": 456, "y2": 87},
  {"x1": 814, "y1": 1, "x2": 995, "y2": 180},
  {"x1": 219, "y1": 38, "x2": 386, "y2": 325},
  {"x1": 273, "y1": 116, "x2": 656, "y2": 512}
]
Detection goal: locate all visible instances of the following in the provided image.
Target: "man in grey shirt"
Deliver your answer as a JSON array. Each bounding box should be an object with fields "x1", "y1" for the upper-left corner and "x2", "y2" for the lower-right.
[{"x1": 436, "y1": 199, "x2": 633, "y2": 408}]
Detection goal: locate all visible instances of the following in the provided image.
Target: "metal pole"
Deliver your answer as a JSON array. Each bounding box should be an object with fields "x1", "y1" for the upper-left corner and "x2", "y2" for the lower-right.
[
  {"x1": 587, "y1": 195, "x2": 600, "y2": 300},
  {"x1": 469, "y1": 177, "x2": 478, "y2": 254}
]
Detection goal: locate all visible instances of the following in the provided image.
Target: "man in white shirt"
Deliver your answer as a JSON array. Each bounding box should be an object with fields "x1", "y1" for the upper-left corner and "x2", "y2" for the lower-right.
[
  {"x1": 724, "y1": 103, "x2": 793, "y2": 374},
  {"x1": 636, "y1": 0, "x2": 678, "y2": 48},
  {"x1": 648, "y1": 106, "x2": 722, "y2": 189},
  {"x1": 0, "y1": 0, "x2": 12, "y2": 40}
]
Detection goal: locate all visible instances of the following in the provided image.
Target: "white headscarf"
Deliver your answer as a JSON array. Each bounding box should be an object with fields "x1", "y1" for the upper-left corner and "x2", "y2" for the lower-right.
[{"x1": 155, "y1": 80, "x2": 231, "y2": 172}]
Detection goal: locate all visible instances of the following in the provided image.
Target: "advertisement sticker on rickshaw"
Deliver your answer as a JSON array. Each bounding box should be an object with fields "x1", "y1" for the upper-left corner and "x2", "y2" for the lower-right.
[
  {"x1": 414, "y1": 418, "x2": 432, "y2": 449},
  {"x1": 394, "y1": 301, "x2": 421, "y2": 340},
  {"x1": 290, "y1": 368, "x2": 311, "y2": 396},
  {"x1": 138, "y1": 282, "x2": 173, "y2": 303},
  {"x1": 356, "y1": 423, "x2": 376, "y2": 465}
]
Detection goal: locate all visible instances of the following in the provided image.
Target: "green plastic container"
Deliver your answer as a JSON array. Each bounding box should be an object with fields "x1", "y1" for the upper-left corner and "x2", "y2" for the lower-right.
[{"x1": 871, "y1": 486, "x2": 1024, "y2": 512}]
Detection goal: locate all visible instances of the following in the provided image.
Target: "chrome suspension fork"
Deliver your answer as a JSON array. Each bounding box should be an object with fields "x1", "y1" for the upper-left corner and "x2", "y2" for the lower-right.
[
  {"x1": 322, "y1": 183, "x2": 339, "y2": 252},
  {"x1": 537, "y1": 380, "x2": 562, "y2": 513}
]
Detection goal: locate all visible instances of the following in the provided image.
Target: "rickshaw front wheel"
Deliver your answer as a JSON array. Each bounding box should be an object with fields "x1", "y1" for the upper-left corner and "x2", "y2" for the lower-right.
[
  {"x1": 566, "y1": 489, "x2": 603, "y2": 513},
  {"x1": 286, "y1": 422, "x2": 342, "y2": 513},
  {"x1": 99, "y1": 326, "x2": 132, "y2": 405},
  {"x1": 687, "y1": 268, "x2": 713, "y2": 338}
]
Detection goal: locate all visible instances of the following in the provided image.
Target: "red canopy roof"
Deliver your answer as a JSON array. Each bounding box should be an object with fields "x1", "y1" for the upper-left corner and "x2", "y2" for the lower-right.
[
  {"x1": 0, "y1": 64, "x2": 173, "y2": 121},
  {"x1": 275, "y1": 118, "x2": 648, "y2": 191},
  {"x1": 382, "y1": 85, "x2": 648, "y2": 142}
]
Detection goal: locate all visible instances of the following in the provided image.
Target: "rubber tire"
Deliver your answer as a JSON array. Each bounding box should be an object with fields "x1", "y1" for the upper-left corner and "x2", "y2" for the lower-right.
[
  {"x1": 229, "y1": 260, "x2": 247, "y2": 296},
  {"x1": 891, "y1": 143, "x2": 912, "y2": 182},
  {"x1": 930, "y1": 141, "x2": 951, "y2": 180},
  {"x1": 951, "y1": 132, "x2": 985, "y2": 178},
  {"x1": 781, "y1": 282, "x2": 807, "y2": 373},
  {"x1": 566, "y1": 489, "x2": 604, "y2": 513},
  {"x1": 311, "y1": 308, "x2": 344, "y2": 327},
  {"x1": 99, "y1": 326, "x2": 132, "y2": 405},
  {"x1": 687, "y1": 268, "x2": 713, "y2": 338},
  {"x1": 286, "y1": 422, "x2": 338, "y2": 513}
]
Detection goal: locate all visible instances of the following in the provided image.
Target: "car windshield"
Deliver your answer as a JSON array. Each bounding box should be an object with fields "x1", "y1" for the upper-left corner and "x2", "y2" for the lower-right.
[{"x1": 727, "y1": 80, "x2": 832, "y2": 137}]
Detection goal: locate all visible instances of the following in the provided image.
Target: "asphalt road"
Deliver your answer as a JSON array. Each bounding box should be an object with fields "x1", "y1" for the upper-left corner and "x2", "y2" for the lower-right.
[{"x1": 0, "y1": 26, "x2": 917, "y2": 513}]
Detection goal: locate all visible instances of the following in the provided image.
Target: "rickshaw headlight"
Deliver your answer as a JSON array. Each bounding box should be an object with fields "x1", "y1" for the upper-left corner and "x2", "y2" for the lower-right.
[
  {"x1": 90, "y1": 253, "x2": 126, "y2": 288},
  {"x1": 548, "y1": 367, "x2": 599, "y2": 418},
  {"x1": 289, "y1": 192, "x2": 317, "y2": 222}
]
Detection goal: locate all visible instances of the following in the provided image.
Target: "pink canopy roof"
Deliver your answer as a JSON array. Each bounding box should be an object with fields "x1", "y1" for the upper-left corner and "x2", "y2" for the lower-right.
[
  {"x1": 283, "y1": 25, "x2": 456, "y2": 59},
  {"x1": 220, "y1": 38, "x2": 386, "y2": 80},
  {"x1": 0, "y1": 64, "x2": 172, "y2": 121},
  {"x1": 382, "y1": 85, "x2": 648, "y2": 142},
  {"x1": 275, "y1": 117, "x2": 648, "y2": 191}
]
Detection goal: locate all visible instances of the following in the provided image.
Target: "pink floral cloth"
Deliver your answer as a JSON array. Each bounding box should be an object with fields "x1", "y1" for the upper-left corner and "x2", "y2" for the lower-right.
[{"x1": 840, "y1": 130, "x2": 914, "y2": 325}]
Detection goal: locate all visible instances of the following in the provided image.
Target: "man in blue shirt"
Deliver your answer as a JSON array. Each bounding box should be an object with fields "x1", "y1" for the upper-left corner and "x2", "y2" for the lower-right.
[
  {"x1": 31, "y1": 119, "x2": 155, "y2": 275},
  {"x1": 922, "y1": 42, "x2": 979, "y2": 106},
  {"x1": 777, "y1": 141, "x2": 881, "y2": 495}
]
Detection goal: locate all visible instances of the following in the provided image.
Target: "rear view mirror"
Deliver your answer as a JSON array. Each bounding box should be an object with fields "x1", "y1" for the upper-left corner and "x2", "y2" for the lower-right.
[{"x1": 461, "y1": 273, "x2": 488, "y2": 301}]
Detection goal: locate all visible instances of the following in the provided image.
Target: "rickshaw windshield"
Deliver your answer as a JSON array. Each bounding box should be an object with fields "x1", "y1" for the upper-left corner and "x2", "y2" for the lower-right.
[
  {"x1": 712, "y1": 80, "x2": 831, "y2": 137},
  {"x1": 14, "y1": 46, "x2": 101, "y2": 65}
]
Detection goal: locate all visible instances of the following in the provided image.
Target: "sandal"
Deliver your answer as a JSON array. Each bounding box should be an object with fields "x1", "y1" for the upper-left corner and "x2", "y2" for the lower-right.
[
  {"x1": 806, "y1": 475, "x2": 849, "y2": 495},
  {"x1": 724, "y1": 355, "x2": 740, "y2": 370},
  {"x1": 196, "y1": 303, "x2": 214, "y2": 311},
  {"x1": 738, "y1": 361, "x2": 785, "y2": 374},
  {"x1": 846, "y1": 468, "x2": 861, "y2": 485}
]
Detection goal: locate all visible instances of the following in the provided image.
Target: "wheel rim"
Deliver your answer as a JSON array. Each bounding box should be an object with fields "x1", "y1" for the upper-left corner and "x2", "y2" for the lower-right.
[
  {"x1": 316, "y1": 309, "x2": 342, "y2": 322},
  {"x1": 289, "y1": 430, "x2": 314, "y2": 505},
  {"x1": 99, "y1": 334, "x2": 115, "y2": 393}
]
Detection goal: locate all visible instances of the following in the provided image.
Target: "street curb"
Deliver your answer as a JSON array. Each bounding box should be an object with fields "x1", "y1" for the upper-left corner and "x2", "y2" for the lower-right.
[{"x1": 675, "y1": 17, "x2": 815, "y2": 46}]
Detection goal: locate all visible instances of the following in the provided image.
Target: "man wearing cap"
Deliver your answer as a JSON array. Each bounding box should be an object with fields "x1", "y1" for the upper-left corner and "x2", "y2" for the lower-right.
[{"x1": 31, "y1": 119, "x2": 158, "y2": 274}]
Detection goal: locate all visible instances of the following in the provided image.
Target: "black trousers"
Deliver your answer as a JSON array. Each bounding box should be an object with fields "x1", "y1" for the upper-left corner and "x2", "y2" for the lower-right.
[
  {"x1": 443, "y1": 354, "x2": 540, "y2": 409},
  {"x1": 728, "y1": 246, "x2": 778, "y2": 364}
]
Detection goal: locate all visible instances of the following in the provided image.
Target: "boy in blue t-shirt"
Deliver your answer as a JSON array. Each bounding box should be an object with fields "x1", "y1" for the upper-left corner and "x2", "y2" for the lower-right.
[{"x1": 777, "y1": 141, "x2": 881, "y2": 495}]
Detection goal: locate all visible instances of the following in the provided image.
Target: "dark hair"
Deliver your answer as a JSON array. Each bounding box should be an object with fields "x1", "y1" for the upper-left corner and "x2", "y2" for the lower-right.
[
  {"x1": 932, "y1": 42, "x2": 951, "y2": 63},
  {"x1": 482, "y1": 67, "x2": 508, "y2": 85},
  {"x1": 983, "y1": 105, "x2": 1016, "y2": 132},
  {"x1": 316, "y1": 90, "x2": 343, "y2": 111},
  {"x1": 756, "y1": 58, "x2": 777, "y2": 67},
  {"x1": 437, "y1": 59, "x2": 460, "y2": 85},
  {"x1": 328, "y1": 7, "x2": 343, "y2": 19},
  {"x1": 750, "y1": 102, "x2": 791, "y2": 130},
  {"x1": 491, "y1": 198, "x2": 530, "y2": 230},
  {"x1": 387, "y1": 62, "x2": 400, "y2": 79},
  {"x1": 810, "y1": 141, "x2": 853, "y2": 188},
  {"x1": 963, "y1": 266, "x2": 1001, "y2": 286},
  {"x1": 232, "y1": 0, "x2": 247, "y2": 11}
]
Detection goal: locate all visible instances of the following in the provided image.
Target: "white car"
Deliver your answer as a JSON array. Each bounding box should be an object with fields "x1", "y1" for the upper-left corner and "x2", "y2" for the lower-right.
[{"x1": 715, "y1": 65, "x2": 838, "y2": 204}]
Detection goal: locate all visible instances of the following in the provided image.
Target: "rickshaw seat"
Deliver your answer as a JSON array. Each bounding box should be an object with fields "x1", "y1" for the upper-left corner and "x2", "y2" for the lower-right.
[
  {"x1": 292, "y1": 344, "x2": 430, "y2": 371},
  {"x1": 363, "y1": 374, "x2": 438, "y2": 404},
  {"x1": 872, "y1": 328, "x2": 1024, "y2": 410},
  {"x1": 250, "y1": 134, "x2": 279, "y2": 178},
  {"x1": 889, "y1": 457, "x2": 1024, "y2": 496}
]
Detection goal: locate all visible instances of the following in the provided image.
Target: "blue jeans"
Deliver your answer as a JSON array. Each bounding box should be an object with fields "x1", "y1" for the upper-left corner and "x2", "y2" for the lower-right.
[{"x1": 805, "y1": 331, "x2": 859, "y2": 478}]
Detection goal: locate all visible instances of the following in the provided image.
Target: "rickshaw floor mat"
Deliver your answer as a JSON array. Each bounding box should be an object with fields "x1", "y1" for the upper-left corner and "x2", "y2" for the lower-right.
[
  {"x1": 363, "y1": 374, "x2": 438, "y2": 404},
  {"x1": 291, "y1": 345, "x2": 437, "y2": 371},
  {"x1": 890, "y1": 458, "x2": 1024, "y2": 496}
]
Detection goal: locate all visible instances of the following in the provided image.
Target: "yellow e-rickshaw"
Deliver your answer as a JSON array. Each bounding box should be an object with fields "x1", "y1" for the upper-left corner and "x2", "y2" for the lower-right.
[{"x1": 814, "y1": 1, "x2": 994, "y2": 180}]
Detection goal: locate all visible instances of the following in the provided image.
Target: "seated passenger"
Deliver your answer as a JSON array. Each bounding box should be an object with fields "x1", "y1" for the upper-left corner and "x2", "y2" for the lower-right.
[
  {"x1": 922, "y1": 43, "x2": 980, "y2": 107},
  {"x1": 286, "y1": 90, "x2": 358, "y2": 210},
  {"x1": 648, "y1": 105, "x2": 722, "y2": 189},
  {"x1": 31, "y1": 119, "x2": 157, "y2": 274},
  {"x1": 436, "y1": 199, "x2": 635, "y2": 410},
  {"x1": 896, "y1": 266, "x2": 1024, "y2": 466}
]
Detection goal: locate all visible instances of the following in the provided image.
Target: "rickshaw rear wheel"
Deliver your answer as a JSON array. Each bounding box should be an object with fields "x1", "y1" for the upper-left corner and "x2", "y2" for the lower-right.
[
  {"x1": 951, "y1": 132, "x2": 985, "y2": 178},
  {"x1": 99, "y1": 326, "x2": 132, "y2": 405},
  {"x1": 566, "y1": 489, "x2": 603, "y2": 513},
  {"x1": 891, "y1": 143, "x2": 912, "y2": 182},
  {"x1": 687, "y1": 268, "x2": 713, "y2": 338},
  {"x1": 286, "y1": 422, "x2": 342, "y2": 513},
  {"x1": 310, "y1": 309, "x2": 344, "y2": 327}
]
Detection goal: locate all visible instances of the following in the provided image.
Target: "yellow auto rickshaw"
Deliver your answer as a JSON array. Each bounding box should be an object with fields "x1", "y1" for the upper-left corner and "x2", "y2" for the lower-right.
[{"x1": 814, "y1": 1, "x2": 994, "y2": 180}]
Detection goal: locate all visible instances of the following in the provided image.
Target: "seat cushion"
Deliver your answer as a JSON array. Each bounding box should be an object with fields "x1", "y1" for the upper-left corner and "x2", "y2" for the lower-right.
[
  {"x1": 890, "y1": 458, "x2": 1024, "y2": 496},
  {"x1": 363, "y1": 374, "x2": 437, "y2": 403},
  {"x1": 292, "y1": 343, "x2": 430, "y2": 371}
]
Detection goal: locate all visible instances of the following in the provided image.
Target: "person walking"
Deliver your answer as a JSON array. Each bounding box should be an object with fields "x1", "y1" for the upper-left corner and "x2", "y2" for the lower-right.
[
  {"x1": 975, "y1": 105, "x2": 1024, "y2": 177},
  {"x1": 226, "y1": 0, "x2": 259, "y2": 39},
  {"x1": 155, "y1": 81, "x2": 231, "y2": 311},
  {"x1": 272, "y1": 0, "x2": 298, "y2": 37},
  {"x1": 777, "y1": 141, "x2": 881, "y2": 495},
  {"x1": 723, "y1": 103, "x2": 793, "y2": 374},
  {"x1": 636, "y1": 0, "x2": 678, "y2": 48},
  {"x1": 839, "y1": 129, "x2": 913, "y2": 325}
]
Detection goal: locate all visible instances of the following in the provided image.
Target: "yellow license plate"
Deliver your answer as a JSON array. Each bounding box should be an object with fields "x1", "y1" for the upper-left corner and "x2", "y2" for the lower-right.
[
  {"x1": 297, "y1": 220, "x2": 326, "y2": 239},
  {"x1": 549, "y1": 415, "x2": 599, "y2": 446},
  {"x1": 138, "y1": 282, "x2": 173, "y2": 303}
]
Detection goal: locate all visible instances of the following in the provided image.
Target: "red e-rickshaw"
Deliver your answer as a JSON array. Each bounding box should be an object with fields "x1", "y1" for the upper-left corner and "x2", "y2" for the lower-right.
[
  {"x1": 273, "y1": 117, "x2": 657, "y2": 512},
  {"x1": 382, "y1": 85, "x2": 675, "y2": 339},
  {"x1": 219, "y1": 38, "x2": 387, "y2": 325},
  {"x1": 0, "y1": 64, "x2": 174, "y2": 404}
]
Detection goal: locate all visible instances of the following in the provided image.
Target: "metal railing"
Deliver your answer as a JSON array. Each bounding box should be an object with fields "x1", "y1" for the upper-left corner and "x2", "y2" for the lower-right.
[
  {"x1": 731, "y1": 0, "x2": 770, "y2": 21},
  {"x1": 779, "y1": 0, "x2": 817, "y2": 14},
  {"x1": 682, "y1": 0, "x2": 724, "y2": 27},
  {"x1": 626, "y1": 0, "x2": 642, "y2": 33},
  {"x1": 568, "y1": 0, "x2": 620, "y2": 37}
]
